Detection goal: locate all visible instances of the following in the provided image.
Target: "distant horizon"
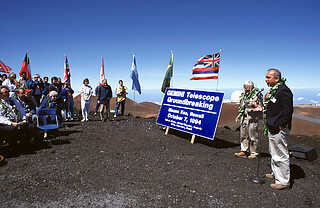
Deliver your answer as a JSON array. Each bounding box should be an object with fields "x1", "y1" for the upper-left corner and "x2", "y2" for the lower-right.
[{"x1": 72, "y1": 87, "x2": 320, "y2": 106}]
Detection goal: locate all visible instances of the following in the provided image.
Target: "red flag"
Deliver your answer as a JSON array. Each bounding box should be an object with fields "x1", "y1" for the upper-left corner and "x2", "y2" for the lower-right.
[
  {"x1": 100, "y1": 57, "x2": 105, "y2": 85},
  {"x1": 0, "y1": 60, "x2": 13, "y2": 73},
  {"x1": 64, "y1": 55, "x2": 71, "y2": 83},
  {"x1": 19, "y1": 52, "x2": 31, "y2": 79}
]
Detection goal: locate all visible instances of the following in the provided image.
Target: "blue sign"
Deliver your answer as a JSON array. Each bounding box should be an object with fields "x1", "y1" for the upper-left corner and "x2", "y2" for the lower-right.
[{"x1": 157, "y1": 88, "x2": 224, "y2": 140}]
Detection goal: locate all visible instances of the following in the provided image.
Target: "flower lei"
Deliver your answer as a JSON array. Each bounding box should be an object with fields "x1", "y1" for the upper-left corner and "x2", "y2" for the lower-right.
[
  {"x1": 0, "y1": 99, "x2": 20, "y2": 122},
  {"x1": 47, "y1": 99, "x2": 58, "y2": 111},
  {"x1": 263, "y1": 78, "x2": 286, "y2": 134},
  {"x1": 24, "y1": 101, "x2": 31, "y2": 113},
  {"x1": 236, "y1": 87, "x2": 259, "y2": 122}
]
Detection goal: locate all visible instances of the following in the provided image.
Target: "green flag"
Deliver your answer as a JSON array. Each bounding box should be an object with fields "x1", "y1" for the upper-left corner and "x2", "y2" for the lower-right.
[{"x1": 161, "y1": 51, "x2": 173, "y2": 93}]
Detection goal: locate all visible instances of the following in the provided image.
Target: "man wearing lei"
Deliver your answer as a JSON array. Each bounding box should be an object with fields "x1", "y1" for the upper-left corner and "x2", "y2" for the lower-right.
[
  {"x1": 264, "y1": 68, "x2": 293, "y2": 190},
  {"x1": 15, "y1": 88, "x2": 37, "y2": 124},
  {"x1": 235, "y1": 80, "x2": 263, "y2": 159},
  {"x1": 0, "y1": 86, "x2": 39, "y2": 149}
]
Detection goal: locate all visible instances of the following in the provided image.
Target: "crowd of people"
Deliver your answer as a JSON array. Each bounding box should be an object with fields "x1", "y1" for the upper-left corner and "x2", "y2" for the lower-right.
[
  {"x1": 0, "y1": 72, "x2": 129, "y2": 153},
  {"x1": 0, "y1": 72, "x2": 75, "y2": 150}
]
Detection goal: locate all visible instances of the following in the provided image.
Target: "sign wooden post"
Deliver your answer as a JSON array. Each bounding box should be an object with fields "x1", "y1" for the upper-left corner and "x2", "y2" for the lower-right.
[
  {"x1": 165, "y1": 126, "x2": 170, "y2": 135},
  {"x1": 191, "y1": 134, "x2": 196, "y2": 144}
]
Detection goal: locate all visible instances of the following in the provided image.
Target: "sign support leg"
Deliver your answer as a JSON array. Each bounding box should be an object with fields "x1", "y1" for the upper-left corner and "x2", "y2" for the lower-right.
[
  {"x1": 165, "y1": 127, "x2": 170, "y2": 135},
  {"x1": 191, "y1": 134, "x2": 196, "y2": 144}
]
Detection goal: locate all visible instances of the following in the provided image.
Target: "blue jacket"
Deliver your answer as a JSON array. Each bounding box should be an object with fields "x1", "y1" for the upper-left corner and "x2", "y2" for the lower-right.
[
  {"x1": 27, "y1": 79, "x2": 43, "y2": 96},
  {"x1": 42, "y1": 82, "x2": 50, "y2": 96},
  {"x1": 61, "y1": 87, "x2": 74, "y2": 101},
  {"x1": 40, "y1": 97, "x2": 63, "y2": 120},
  {"x1": 97, "y1": 85, "x2": 112, "y2": 104}
]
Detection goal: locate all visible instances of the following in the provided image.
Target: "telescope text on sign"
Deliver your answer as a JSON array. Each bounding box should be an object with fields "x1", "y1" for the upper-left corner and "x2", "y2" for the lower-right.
[{"x1": 157, "y1": 88, "x2": 225, "y2": 140}]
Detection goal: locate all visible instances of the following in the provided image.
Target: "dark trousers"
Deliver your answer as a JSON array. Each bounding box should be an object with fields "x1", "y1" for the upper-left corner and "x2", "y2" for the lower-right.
[
  {"x1": 34, "y1": 94, "x2": 42, "y2": 107},
  {"x1": 0, "y1": 125, "x2": 18, "y2": 146},
  {"x1": 115, "y1": 100, "x2": 126, "y2": 116},
  {"x1": 95, "y1": 102, "x2": 101, "y2": 113},
  {"x1": 0, "y1": 123, "x2": 40, "y2": 146}
]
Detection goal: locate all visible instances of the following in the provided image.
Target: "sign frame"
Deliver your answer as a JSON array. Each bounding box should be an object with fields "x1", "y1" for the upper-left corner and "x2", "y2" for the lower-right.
[{"x1": 157, "y1": 87, "x2": 225, "y2": 140}]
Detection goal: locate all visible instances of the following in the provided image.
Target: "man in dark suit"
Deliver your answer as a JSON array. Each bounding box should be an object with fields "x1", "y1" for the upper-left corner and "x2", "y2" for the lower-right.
[{"x1": 264, "y1": 68, "x2": 293, "y2": 190}]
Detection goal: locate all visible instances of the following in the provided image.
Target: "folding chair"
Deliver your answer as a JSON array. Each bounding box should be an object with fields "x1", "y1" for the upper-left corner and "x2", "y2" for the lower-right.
[{"x1": 36, "y1": 108, "x2": 61, "y2": 143}]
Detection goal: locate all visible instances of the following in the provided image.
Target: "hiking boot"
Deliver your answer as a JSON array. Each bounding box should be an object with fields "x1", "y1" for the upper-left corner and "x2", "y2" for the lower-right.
[
  {"x1": 265, "y1": 174, "x2": 275, "y2": 180},
  {"x1": 234, "y1": 152, "x2": 247, "y2": 158},
  {"x1": 270, "y1": 183, "x2": 290, "y2": 190}
]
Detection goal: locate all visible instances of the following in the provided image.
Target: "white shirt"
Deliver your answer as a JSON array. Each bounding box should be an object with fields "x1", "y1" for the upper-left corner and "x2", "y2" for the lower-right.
[
  {"x1": 79, "y1": 84, "x2": 93, "y2": 101},
  {"x1": 0, "y1": 98, "x2": 26, "y2": 125},
  {"x1": 2, "y1": 79, "x2": 17, "y2": 98}
]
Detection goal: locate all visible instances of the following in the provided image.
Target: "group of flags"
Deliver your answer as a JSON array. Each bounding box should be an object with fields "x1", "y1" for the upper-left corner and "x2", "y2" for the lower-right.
[
  {"x1": 99, "y1": 54, "x2": 141, "y2": 95},
  {"x1": 1, "y1": 50, "x2": 221, "y2": 95}
]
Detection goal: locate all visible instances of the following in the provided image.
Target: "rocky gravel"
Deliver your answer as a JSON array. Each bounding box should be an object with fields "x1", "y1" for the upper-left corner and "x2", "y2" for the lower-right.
[{"x1": 1, "y1": 115, "x2": 319, "y2": 207}]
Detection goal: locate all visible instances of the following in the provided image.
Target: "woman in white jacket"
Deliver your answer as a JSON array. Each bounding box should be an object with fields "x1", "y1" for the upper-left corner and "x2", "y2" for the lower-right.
[{"x1": 79, "y1": 78, "x2": 93, "y2": 122}]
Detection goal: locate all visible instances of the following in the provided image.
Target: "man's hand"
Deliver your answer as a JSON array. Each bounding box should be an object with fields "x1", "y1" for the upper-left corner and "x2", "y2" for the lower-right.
[
  {"x1": 253, "y1": 105, "x2": 263, "y2": 112},
  {"x1": 11, "y1": 122, "x2": 20, "y2": 127},
  {"x1": 20, "y1": 120, "x2": 27, "y2": 126}
]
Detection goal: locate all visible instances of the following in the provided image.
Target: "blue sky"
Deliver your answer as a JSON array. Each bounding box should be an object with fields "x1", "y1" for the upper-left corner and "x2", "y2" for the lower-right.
[{"x1": 1, "y1": 0, "x2": 320, "y2": 96}]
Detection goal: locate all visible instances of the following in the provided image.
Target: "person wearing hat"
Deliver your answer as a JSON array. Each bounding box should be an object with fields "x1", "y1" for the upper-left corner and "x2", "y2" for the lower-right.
[
  {"x1": 27, "y1": 74, "x2": 43, "y2": 107},
  {"x1": 235, "y1": 80, "x2": 263, "y2": 159}
]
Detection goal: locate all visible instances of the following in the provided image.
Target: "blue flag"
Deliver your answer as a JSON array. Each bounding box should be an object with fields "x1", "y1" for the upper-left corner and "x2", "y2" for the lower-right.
[{"x1": 130, "y1": 53, "x2": 141, "y2": 94}]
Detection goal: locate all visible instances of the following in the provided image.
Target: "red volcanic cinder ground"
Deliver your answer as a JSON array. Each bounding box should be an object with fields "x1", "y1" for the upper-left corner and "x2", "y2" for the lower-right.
[{"x1": 1, "y1": 99, "x2": 319, "y2": 207}]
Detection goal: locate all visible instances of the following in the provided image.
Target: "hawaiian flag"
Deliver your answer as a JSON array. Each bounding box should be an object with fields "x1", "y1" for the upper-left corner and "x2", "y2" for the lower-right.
[
  {"x1": 0, "y1": 60, "x2": 13, "y2": 73},
  {"x1": 19, "y1": 52, "x2": 32, "y2": 79},
  {"x1": 64, "y1": 55, "x2": 71, "y2": 83},
  {"x1": 100, "y1": 56, "x2": 105, "y2": 85},
  {"x1": 190, "y1": 52, "x2": 220, "y2": 80}
]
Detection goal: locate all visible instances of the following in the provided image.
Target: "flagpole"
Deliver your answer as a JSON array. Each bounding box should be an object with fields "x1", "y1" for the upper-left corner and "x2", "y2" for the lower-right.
[
  {"x1": 64, "y1": 54, "x2": 67, "y2": 84},
  {"x1": 216, "y1": 49, "x2": 222, "y2": 91},
  {"x1": 134, "y1": 89, "x2": 136, "y2": 118},
  {"x1": 171, "y1": 50, "x2": 173, "y2": 88}
]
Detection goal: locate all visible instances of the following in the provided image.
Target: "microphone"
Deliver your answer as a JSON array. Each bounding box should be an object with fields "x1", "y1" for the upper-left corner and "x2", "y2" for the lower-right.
[{"x1": 257, "y1": 88, "x2": 264, "y2": 94}]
